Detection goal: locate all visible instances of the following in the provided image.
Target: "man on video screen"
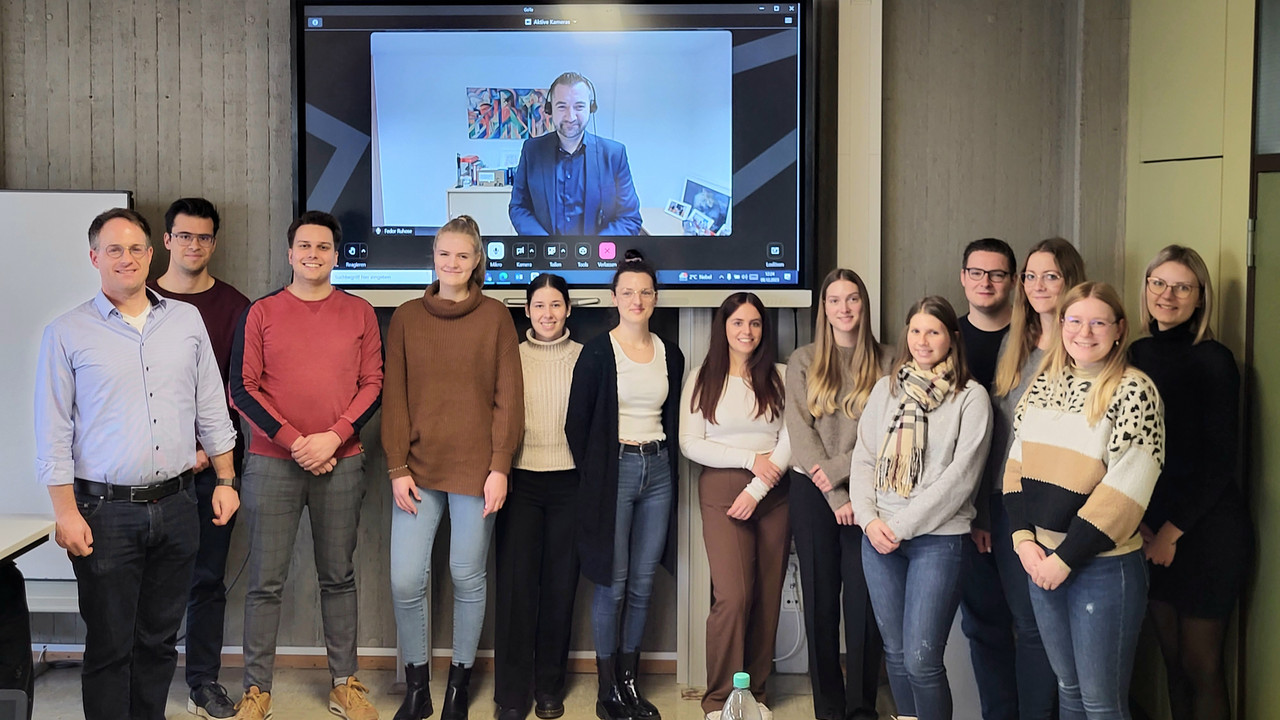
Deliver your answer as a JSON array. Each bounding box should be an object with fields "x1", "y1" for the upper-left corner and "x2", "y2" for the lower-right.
[{"x1": 509, "y1": 72, "x2": 642, "y2": 236}]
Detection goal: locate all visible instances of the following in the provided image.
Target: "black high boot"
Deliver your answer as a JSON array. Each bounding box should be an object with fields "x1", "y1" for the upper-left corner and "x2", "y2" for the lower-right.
[
  {"x1": 595, "y1": 656, "x2": 633, "y2": 720},
  {"x1": 616, "y1": 651, "x2": 660, "y2": 720},
  {"x1": 439, "y1": 662, "x2": 472, "y2": 720},
  {"x1": 393, "y1": 662, "x2": 433, "y2": 720}
]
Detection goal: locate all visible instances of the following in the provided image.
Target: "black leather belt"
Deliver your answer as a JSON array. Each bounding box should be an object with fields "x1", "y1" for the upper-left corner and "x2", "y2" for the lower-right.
[
  {"x1": 74, "y1": 471, "x2": 194, "y2": 503},
  {"x1": 621, "y1": 439, "x2": 667, "y2": 455}
]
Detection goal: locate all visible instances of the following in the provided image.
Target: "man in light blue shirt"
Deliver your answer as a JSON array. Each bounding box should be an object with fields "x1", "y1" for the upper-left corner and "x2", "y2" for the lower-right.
[{"x1": 34, "y1": 208, "x2": 239, "y2": 720}]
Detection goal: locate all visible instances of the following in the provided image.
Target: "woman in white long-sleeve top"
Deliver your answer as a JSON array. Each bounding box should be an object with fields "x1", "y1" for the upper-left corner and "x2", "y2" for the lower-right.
[
  {"x1": 849, "y1": 295, "x2": 993, "y2": 720},
  {"x1": 679, "y1": 292, "x2": 791, "y2": 720}
]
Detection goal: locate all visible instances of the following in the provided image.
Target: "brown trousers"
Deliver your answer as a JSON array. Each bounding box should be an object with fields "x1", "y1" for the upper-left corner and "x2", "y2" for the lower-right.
[{"x1": 699, "y1": 466, "x2": 791, "y2": 713}]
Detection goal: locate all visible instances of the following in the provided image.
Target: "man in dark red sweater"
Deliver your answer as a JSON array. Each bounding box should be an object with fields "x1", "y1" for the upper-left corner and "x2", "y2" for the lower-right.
[
  {"x1": 228, "y1": 211, "x2": 384, "y2": 720},
  {"x1": 148, "y1": 198, "x2": 251, "y2": 719}
]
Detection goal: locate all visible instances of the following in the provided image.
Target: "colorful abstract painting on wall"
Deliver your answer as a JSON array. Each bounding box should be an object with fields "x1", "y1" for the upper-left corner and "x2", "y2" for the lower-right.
[{"x1": 467, "y1": 87, "x2": 555, "y2": 140}]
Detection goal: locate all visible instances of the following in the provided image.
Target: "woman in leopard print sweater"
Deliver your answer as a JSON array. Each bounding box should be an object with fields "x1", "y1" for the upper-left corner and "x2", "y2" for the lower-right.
[{"x1": 1002, "y1": 281, "x2": 1165, "y2": 720}]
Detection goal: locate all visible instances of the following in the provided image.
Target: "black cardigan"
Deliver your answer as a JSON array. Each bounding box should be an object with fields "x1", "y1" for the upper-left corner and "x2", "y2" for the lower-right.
[{"x1": 565, "y1": 331, "x2": 685, "y2": 586}]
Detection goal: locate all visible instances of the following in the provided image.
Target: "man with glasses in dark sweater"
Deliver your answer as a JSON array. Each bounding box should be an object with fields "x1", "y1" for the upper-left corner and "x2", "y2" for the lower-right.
[{"x1": 149, "y1": 198, "x2": 252, "y2": 719}]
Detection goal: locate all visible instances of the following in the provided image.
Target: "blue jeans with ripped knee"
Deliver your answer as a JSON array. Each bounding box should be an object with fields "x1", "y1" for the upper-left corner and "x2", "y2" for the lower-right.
[
  {"x1": 1028, "y1": 549, "x2": 1147, "y2": 720},
  {"x1": 862, "y1": 533, "x2": 965, "y2": 720}
]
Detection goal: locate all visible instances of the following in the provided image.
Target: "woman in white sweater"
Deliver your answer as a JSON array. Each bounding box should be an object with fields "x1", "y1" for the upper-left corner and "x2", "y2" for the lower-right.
[
  {"x1": 680, "y1": 292, "x2": 791, "y2": 720},
  {"x1": 850, "y1": 295, "x2": 992, "y2": 720},
  {"x1": 493, "y1": 274, "x2": 583, "y2": 720}
]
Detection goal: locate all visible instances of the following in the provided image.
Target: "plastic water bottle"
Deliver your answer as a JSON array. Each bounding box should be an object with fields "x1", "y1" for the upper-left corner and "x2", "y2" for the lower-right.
[{"x1": 721, "y1": 672, "x2": 761, "y2": 720}]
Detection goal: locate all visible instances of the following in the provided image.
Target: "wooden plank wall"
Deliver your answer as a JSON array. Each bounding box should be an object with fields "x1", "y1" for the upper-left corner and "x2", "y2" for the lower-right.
[{"x1": 880, "y1": 0, "x2": 1129, "y2": 337}]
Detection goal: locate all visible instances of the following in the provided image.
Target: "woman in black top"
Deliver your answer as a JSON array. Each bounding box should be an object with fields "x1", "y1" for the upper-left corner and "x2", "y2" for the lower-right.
[{"x1": 1128, "y1": 245, "x2": 1252, "y2": 720}]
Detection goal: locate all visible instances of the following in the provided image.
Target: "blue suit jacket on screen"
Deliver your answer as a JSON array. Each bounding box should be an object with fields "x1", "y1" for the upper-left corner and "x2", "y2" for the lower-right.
[{"x1": 508, "y1": 132, "x2": 643, "y2": 236}]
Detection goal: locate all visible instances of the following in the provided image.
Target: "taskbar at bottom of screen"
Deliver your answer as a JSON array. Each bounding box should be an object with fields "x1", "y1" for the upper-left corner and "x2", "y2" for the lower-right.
[{"x1": 331, "y1": 268, "x2": 800, "y2": 286}]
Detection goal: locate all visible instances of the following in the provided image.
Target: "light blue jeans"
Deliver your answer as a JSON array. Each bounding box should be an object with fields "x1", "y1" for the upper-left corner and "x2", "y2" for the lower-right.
[
  {"x1": 591, "y1": 447, "x2": 673, "y2": 657},
  {"x1": 390, "y1": 489, "x2": 494, "y2": 666}
]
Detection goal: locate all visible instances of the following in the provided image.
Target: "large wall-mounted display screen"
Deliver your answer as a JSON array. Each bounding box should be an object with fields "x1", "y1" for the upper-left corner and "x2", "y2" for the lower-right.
[{"x1": 297, "y1": 1, "x2": 813, "y2": 302}]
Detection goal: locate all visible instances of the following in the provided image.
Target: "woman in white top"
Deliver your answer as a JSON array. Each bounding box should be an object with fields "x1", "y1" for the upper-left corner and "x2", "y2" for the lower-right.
[
  {"x1": 679, "y1": 292, "x2": 791, "y2": 720},
  {"x1": 566, "y1": 250, "x2": 684, "y2": 720},
  {"x1": 494, "y1": 274, "x2": 583, "y2": 720}
]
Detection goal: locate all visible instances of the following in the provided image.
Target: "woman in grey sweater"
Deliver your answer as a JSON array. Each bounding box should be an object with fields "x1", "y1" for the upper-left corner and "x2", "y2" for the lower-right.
[{"x1": 850, "y1": 296, "x2": 992, "y2": 720}]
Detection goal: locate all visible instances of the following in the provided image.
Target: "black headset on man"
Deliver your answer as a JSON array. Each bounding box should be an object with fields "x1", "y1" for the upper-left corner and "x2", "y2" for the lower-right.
[{"x1": 543, "y1": 71, "x2": 598, "y2": 116}]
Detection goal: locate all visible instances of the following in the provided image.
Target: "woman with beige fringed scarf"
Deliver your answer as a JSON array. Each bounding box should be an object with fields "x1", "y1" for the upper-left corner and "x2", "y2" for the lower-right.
[{"x1": 848, "y1": 295, "x2": 993, "y2": 720}]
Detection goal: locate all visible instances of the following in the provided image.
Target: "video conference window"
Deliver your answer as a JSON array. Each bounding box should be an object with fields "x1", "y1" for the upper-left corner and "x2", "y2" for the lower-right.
[
  {"x1": 299, "y1": 2, "x2": 808, "y2": 289},
  {"x1": 371, "y1": 32, "x2": 733, "y2": 238}
]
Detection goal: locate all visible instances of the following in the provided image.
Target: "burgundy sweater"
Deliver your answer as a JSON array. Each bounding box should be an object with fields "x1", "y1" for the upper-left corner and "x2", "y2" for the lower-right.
[{"x1": 230, "y1": 286, "x2": 384, "y2": 459}]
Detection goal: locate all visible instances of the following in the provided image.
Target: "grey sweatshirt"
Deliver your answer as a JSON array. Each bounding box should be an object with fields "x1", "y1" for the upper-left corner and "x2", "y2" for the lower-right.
[{"x1": 849, "y1": 374, "x2": 993, "y2": 541}]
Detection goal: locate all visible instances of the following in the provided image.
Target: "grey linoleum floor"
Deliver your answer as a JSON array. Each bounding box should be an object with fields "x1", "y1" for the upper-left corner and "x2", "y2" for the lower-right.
[{"x1": 28, "y1": 666, "x2": 897, "y2": 719}]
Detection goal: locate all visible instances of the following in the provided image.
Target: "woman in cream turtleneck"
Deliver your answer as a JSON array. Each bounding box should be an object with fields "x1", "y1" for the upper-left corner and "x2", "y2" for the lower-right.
[{"x1": 493, "y1": 274, "x2": 583, "y2": 720}]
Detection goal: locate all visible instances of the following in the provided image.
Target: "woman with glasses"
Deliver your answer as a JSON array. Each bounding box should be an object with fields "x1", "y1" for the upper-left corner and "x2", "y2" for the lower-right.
[
  {"x1": 973, "y1": 238, "x2": 1087, "y2": 719},
  {"x1": 784, "y1": 268, "x2": 888, "y2": 720},
  {"x1": 850, "y1": 295, "x2": 992, "y2": 720},
  {"x1": 494, "y1": 274, "x2": 582, "y2": 720},
  {"x1": 566, "y1": 250, "x2": 684, "y2": 720},
  {"x1": 1128, "y1": 247, "x2": 1251, "y2": 720},
  {"x1": 383, "y1": 215, "x2": 524, "y2": 720},
  {"x1": 1004, "y1": 282, "x2": 1165, "y2": 720},
  {"x1": 679, "y1": 292, "x2": 791, "y2": 720}
]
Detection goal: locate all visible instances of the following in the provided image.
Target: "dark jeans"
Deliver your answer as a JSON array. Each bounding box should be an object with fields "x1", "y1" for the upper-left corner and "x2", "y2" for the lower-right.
[
  {"x1": 960, "y1": 498, "x2": 1057, "y2": 720},
  {"x1": 788, "y1": 471, "x2": 881, "y2": 720},
  {"x1": 71, "y1": 483, "x2": 200, "y2": 720},
  {"x1": 185, "y1": 467, "x2": 237, "y2": 689},
  {"x1": 1028, "y1": 551, "x2": 1147, "y2": 720},
  {"x1": 862, "y1": 533, "x2": 965, "y2": 720},
  {"x1": 0, "y1": 561, "x2": 34, "y2": 720},
  {"x1": 494, "y1": 468, "x2": 580, "y2": 711},
  {"x1": 591, "y1": 447, "x2": 673, "y2": 657}
]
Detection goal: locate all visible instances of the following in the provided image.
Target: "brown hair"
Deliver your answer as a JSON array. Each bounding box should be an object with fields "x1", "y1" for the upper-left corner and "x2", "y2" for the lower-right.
[
  {"x1": 805, "y1": 268, "x2": 885, "y2": 418},
  {"x1": 435, "y1": 215, "x2": 485, "y2": 287},
  {"x1": 691, "y1": 292, "x2": 784, "y2": 423},
  {"x1": 994, "y1": 238, "x2": 1086, "y2": 397},
  {"x1": 892, "y1": 295, "x2": 972, "y2": 399}
]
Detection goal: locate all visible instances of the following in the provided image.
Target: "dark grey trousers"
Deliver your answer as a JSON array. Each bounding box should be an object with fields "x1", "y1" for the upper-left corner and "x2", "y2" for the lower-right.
[{"x1": 239, "y1": 453, "x2": 366, "y2": 691}]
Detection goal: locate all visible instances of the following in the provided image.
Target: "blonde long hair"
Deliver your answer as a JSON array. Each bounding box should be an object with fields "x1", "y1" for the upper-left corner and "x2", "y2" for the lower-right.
[
  {"x1": 994, "y1": 238, "x2": 1086, "y2": 397},
  {"x1": 1138, "y1": 245, "x2": 1215, "y2": 344},
  {"x1": 1036, "y1": 282, "x2": 1134, "y2": 425},
  {"x1": 806, "y1": 269, "x2": 885, "y2": 418}
]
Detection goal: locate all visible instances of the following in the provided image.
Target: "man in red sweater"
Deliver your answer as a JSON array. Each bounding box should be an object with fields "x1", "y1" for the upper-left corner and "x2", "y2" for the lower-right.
[
  {"x1": 228, "y1": 211, "x2": 384, "y2": 720},
  {"x1": 148, "y1": 198, "x2": 251, "y2": 719}
]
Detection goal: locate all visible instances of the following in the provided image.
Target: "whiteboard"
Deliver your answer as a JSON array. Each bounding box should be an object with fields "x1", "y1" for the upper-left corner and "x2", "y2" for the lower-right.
[{"x1": 3, "y1": 190, "x2": 133, "y2": 580}]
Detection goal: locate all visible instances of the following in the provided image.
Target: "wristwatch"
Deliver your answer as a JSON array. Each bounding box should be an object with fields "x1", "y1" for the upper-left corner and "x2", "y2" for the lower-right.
[{"x1": 215, "y1": 475, "x2": 241, "y2": 492}]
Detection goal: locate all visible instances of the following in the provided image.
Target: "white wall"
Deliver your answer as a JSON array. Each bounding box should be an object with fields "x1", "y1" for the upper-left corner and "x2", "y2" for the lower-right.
[{"x1": 371, "y1": 31, "x2": 733, "y2": 227}]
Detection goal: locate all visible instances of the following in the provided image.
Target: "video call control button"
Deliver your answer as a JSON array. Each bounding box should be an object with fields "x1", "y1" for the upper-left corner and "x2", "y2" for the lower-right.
[
  {"x1": 343, "y1": 243, "x2": 368, "y2": 260},
  {"x1": 544, "y1": 242, "x2": 568, "y2": 260}
]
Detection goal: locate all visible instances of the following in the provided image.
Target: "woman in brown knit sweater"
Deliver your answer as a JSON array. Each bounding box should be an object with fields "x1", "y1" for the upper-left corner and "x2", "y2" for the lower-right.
[{"x1": 382, "y1": 216, "x2": 524, "y2": 720}]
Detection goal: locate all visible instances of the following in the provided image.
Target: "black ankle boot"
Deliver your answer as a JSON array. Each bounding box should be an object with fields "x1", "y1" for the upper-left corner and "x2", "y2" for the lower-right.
[
  {"x1": 440, "y1": 662, "x2": 472, "y2": 720},
  {"x1": 616, "y1": 651, "x2": 659, "y2": 720},
  {"x1": 595, "y1": 656, "x2": 633, "y2": 720},
  {"x1": 393, "y1": 662, "x2": 433, "y2": 720}
]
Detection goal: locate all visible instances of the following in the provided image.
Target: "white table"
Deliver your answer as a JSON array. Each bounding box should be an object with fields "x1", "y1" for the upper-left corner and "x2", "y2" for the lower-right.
[{"x1": 0, "y1": 515, "x2": 54, "y2": 563}]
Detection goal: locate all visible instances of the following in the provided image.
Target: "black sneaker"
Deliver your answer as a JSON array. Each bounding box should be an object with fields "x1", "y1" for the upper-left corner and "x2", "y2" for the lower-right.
[{"x1": 188, "y1": 682, "x2": 237, "y2": 719}]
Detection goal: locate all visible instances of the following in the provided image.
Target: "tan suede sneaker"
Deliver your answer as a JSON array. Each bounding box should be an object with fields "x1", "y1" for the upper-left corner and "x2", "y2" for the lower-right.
[
  {"x1": 232, "y1": 686, "x2": 272, "y2": 720},
  {"x1": 329, "y1": 677, "x2": 379, "y2": 720}
]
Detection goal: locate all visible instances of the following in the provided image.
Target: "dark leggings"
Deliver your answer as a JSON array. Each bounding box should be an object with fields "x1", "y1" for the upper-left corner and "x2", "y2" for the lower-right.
[{"x1": 1147, "y1": 598, "x2": 1230, "y2": 720}]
